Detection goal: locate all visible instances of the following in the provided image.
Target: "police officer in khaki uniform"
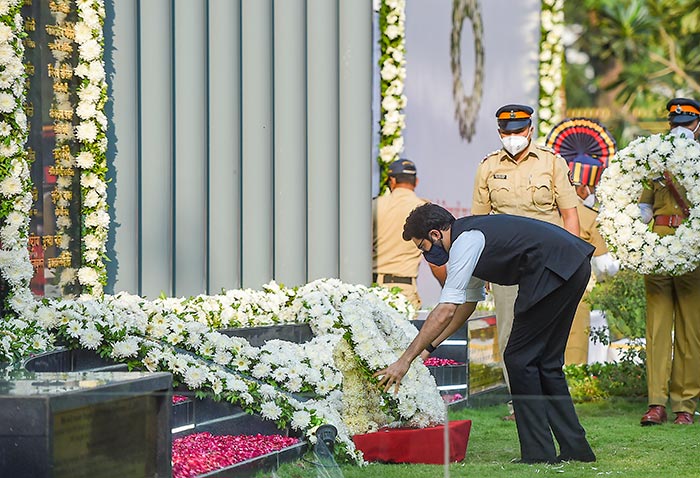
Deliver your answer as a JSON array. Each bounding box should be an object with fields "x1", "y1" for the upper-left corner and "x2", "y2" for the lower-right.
[
  {"x1": 638, "y1": 98, "x2": 700, "y2": 426},
  {"x1": 373, "y1": 158, "x2": 427, "y2": 311},
  {"x1": 472, "y1": 104, "x2": 580, "y2": 418},
  {"x1": 565, "y1": 156, "x2": 619, "y2": 364}
]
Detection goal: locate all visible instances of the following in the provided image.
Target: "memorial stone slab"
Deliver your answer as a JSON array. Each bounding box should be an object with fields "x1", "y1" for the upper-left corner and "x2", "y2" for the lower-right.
[{"x1": 0, "y1": 368, "x2": 172, "y2": 478}]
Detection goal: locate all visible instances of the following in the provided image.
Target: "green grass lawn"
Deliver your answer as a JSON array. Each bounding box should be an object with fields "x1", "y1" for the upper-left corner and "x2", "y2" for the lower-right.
[{"x1": 270, "y1": 397, "x2": 700, "y2": 478}]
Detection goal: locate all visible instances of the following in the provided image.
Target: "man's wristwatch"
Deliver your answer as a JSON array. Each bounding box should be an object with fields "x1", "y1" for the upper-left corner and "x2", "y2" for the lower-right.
[{"x1": 425, "y1": 343, "x2": 436, "y2": 353}]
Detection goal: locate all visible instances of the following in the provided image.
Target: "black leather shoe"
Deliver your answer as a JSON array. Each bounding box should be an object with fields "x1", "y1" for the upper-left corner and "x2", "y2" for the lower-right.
[
  {"x1": 557, "y1": 452, "x2": 596, "y2": 463},
  {"x1": 514, "y1": 457, "x2": 561, "y2": 464}
]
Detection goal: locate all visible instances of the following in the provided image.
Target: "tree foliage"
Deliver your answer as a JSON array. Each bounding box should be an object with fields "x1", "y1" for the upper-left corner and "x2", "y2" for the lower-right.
[{"x1": 564, "y1": 0, "x2": 700, "y2": 142}]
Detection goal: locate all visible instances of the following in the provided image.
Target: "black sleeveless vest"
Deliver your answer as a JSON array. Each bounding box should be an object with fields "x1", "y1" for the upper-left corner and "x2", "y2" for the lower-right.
[{"x1": 452, "y1": 214, "x2": 594, "y2": 314}]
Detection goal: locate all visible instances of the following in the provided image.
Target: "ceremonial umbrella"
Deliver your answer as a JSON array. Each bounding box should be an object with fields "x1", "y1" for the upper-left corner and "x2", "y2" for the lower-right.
[{"x1": 545, "y1": 117, "x2": 617, "y2": 187}]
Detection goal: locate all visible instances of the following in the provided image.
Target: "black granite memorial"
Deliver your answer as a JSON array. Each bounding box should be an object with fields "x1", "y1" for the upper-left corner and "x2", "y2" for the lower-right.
[
  {"x1": 221, "y1": 323, "x2": 313, "y2": 347},
  {"x1": 0, "y1": 367, "x2": 172, "y2": 478}
]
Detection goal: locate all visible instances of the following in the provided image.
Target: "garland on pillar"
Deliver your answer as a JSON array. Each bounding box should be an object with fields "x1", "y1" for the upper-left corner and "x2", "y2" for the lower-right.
[
  {"x1": 73, "y1": 0, "x2": 109, "y2": 297},
  {"x1": 537, "y1": 0, "x2": 565, "y2": 138},
  {"x1": 0, "y1": 0, "x2": 35, "y2": 322},
  {"x1": 376, "y1": 0, "x2": 407, "y2": 194}
]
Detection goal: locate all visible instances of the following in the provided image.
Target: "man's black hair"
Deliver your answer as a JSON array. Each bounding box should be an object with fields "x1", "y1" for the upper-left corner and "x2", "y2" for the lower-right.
[
  {"x1": 390, "y1": 173, "x2": 417, "y2": 186},
  {"x1": 402, "y1": 203, "x2": 455, "y2": 241}
]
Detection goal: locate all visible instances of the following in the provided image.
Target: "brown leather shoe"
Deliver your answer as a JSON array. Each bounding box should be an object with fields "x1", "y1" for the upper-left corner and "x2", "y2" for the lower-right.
[
  {"x1": 641, "y1": 405, "x2": 667, "y2": 426},
  {"x1": 673, "y1": 412, "x2": 694, "y2": 425}
]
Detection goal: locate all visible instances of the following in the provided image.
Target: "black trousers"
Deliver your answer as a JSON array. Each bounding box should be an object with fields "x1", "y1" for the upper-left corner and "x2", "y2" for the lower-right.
[{"x1": 504, "y1": 261, "x2": 595, "y2": 463}]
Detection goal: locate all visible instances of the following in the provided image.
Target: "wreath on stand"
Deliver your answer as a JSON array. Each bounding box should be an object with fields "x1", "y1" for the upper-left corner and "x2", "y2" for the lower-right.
[{"x1": 597, "y1": 133, "x2": 700, "y2": 275}]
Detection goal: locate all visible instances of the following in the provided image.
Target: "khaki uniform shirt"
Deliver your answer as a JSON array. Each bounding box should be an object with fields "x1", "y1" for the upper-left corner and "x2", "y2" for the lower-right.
[
  {"x1": 372, "y1": 188, "x2": 426, "y2": 277},
  {"x1": 472, "y1": 143, "x2": 579, "y2": 226},
  {"x1": 639, "y1": 176, "x2": 688, "y2": 237},
  {"x1": 577, "y1": 201, "x2": 608, "y2": 257}
]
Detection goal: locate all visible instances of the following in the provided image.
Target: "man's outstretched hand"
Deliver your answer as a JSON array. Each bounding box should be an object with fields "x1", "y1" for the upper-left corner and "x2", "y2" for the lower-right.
[{"x1": 373, "y1": 359, "x2": 410, "y2": 395}]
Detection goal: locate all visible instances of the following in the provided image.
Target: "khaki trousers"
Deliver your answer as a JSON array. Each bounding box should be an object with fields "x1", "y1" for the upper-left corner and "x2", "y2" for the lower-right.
[
  {"x1": 493, "y1": 283, "x2": 518, "y2": 391},
  {"x1": 644, "y1": 265, "x2": 700, "y2": 414},
  {"x1": 565, "y1": 294, "x2": 591, "y2": 365}
]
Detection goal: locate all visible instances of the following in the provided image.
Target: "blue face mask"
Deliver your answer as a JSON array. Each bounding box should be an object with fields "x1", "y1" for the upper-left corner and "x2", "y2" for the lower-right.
[{"x1": 423, "y1": 238, "x2": 449, "y2": 266}]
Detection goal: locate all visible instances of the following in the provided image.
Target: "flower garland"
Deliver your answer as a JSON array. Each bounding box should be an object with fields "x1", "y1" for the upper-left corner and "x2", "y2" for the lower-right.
[
  {"x1": 597, "y1": 133, "x2": 700, "y2": 275},
  {"x1": 4, "y1": 279, "x2": 434, "y2": 463},
  {"x1": 376, "y1": 0, "x2": 406, "y2": 194},
  {"x1": 537, "y1": 0, "x2": 565, "y2": 137},
  {"x1": 0, "y1": 0, "x2": 35, "y2": 319},
  {"x1": 73, "y1": 0, "x2": 109, "y2": 296},
  {"x1": 450, "y1": 0, "x2": 484, "y2": 143}
]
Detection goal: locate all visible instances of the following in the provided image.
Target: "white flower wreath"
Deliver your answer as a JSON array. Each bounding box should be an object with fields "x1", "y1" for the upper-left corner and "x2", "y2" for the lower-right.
[{"x1": 597, "y1": 133, "x2": 700, "y2": 275}]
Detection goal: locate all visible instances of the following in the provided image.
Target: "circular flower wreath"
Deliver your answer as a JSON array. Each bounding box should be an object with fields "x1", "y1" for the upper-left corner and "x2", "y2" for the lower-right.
[{"x1": 597, "y1": 133, "x2": 700, "y2": 275}]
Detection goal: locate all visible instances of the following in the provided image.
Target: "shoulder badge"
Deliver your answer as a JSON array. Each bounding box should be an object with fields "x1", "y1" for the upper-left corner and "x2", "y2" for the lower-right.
[
  {"x1": 536, "y1": 144, "x2": 556, "y2": 154},
  {"x1": 480, "y1": 149, "x2": 501, "y2": 163}
]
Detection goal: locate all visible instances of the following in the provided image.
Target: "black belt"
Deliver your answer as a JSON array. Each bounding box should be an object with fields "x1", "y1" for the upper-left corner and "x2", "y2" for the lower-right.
[{"x1": 372, "y1": 273, "x2": 414, "y2": 285}]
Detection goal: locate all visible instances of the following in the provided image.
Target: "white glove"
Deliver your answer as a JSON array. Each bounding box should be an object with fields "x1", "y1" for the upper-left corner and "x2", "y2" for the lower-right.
[
  {"x1": 639, "y1": 203, "x2": 653, "y2": 224},
  {"x1": 591, "y1": 252, "x2": 620, "y2": 281}
]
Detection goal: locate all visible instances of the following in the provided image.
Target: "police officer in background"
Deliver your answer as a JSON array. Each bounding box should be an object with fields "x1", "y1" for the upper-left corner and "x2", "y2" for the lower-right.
[
  {"x1": 565, "y1": 154, "x2": 619, "y2": 364},
  {"x1": 373, "y1": 158, "x2": 428, "y2": 311},
  {"x1": 472, "y1": 104, "x2": 580, "y2": 419},
  {"x1": 638, "y1": 98, "x2": 700, "y2": 426}
]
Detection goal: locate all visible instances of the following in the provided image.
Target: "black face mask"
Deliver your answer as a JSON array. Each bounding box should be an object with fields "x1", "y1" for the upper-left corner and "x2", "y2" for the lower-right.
[{"x1": 423, "y1": 235, "x2": 449, "y2": 266}]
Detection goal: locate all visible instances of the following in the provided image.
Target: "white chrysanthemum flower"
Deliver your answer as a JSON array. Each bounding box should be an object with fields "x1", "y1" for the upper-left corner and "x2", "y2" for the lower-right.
[
  {"x1": 79, "y1": 327, "x2": 103, "y2": 349},
  {"x1": 74, "y1": 21, "x2": 93, "y2": 43},
  {"x1": 84, "y1": 250, "x2": 100, "y2": 263},
  {"x1": 85, "y1": 210, "x2": 110, "y2": 228},
  {"x1": 112, "y1": 337, "x2": 140, "y2": 358},
  {"x1": 83, "y1": 189, "x2": 102, "y2": 208},
  {"x1": 0, "y1": 176, "x2": 22, "y2": 196},
  {"x1": 83, "y1": 234, "x2": 103, "y2": 251},
  {"x1": 76, "y1": 121, "x2": 98, "y2": 142},
  {"x1": 183, "y1": 365, "x2": 207, "y2": 388},
  {"x1": 78, "y1": 83, "x2": 101, "y2": 103},
  {"x1": 0, "y1": 42, "x2": 13, "y2": 65},
  {"x1": 260, "y1": 401, "x2": 282, "y2": 420},
  {"x1": 79, "y1": 39, "x2": 101, "y2": 61},
  {"x1": 74, "y1": 63, "x2": 90, "y2": 78},
  {"x1": 77, "y1": 266, "x2": 100, "y2": 286},
  {"x1": 0, "y1": 23, "x2": 12, "y2": 42},
  {"x1": 88, "y1": 61, "x2": 106, "y2": 82},
  {"x1": 76, "y1": 101, "x2": 97, "y2": 119},
  {"x1": 291, "y1": 410, "x2": 311, "y2": 430},
  {"x1": 0, "y1": 92, "x2": 15, "y2": 113}
]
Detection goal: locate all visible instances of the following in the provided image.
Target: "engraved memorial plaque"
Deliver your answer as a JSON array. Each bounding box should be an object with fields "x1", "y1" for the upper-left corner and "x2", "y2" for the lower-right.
[{"x1": 52, "y1": 395, "x2": 158, "y2": 478}]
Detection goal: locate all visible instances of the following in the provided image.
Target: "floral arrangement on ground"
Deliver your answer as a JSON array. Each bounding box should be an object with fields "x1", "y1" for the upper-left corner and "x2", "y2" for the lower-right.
[{"x1": 1, "y1": 278, "x2": 444, "y2": 463}]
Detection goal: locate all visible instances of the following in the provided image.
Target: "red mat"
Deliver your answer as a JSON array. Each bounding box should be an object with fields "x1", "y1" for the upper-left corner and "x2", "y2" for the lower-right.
[{"x1": 352, "y1": 420, "x2": 471, "y2": 464}]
